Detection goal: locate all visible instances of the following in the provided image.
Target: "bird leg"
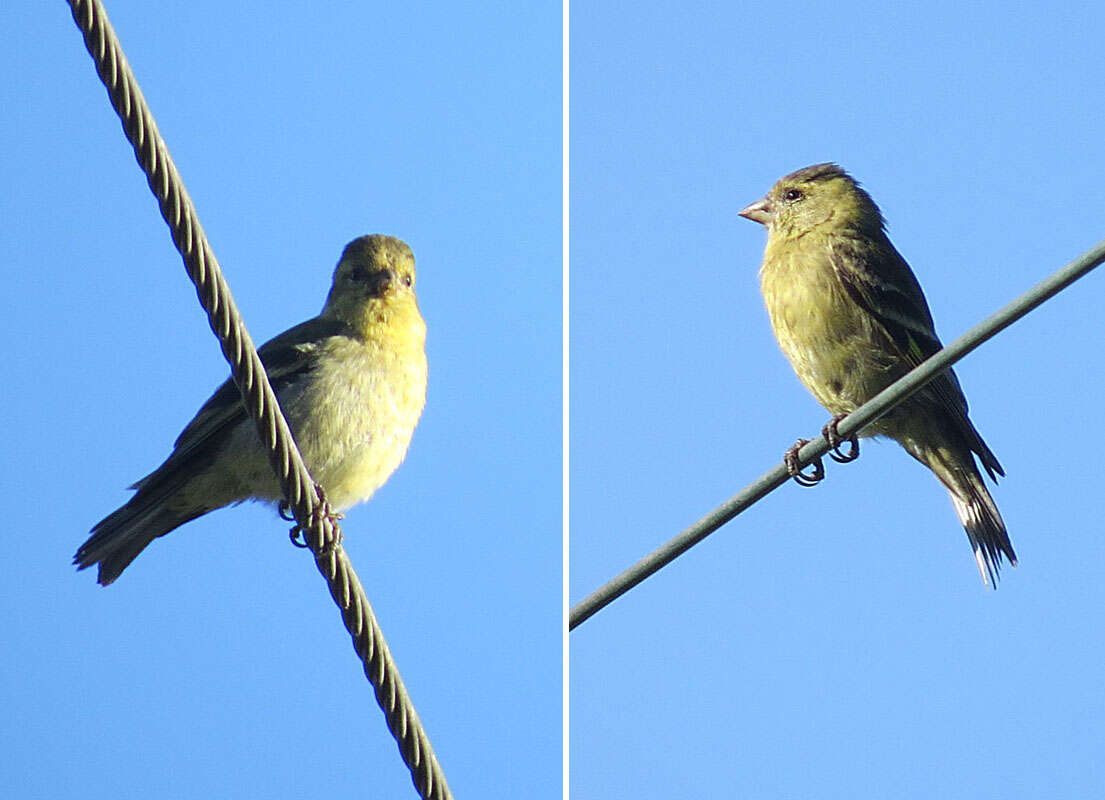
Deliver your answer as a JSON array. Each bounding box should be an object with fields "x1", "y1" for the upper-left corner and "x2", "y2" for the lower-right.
[
  {"x1": 824, "y1": 414, "x2": 859, "y2": 464},
  {"x1": 784, "y1": 438, "x2": 825, "y2": 487},
  {"x1": 288, "y1": 526, "x2": 312, "y2": 548},
  {"x1": 286, "y1": 483, "x2": 344, "y2": 550}
]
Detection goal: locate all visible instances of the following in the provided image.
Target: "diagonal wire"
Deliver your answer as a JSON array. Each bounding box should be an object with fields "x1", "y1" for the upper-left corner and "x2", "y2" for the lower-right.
[
  {"x1": 570, "y1": 236, "x2": 1105, "y2": 631},
  {"x1": 65, "y1": 2, "x2": 452, "y2": 797}
]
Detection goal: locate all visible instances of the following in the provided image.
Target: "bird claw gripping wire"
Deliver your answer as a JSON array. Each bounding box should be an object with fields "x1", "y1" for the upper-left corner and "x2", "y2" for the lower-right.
[
  {"x1": 281, "y1": 484, "x2": 344, "y2": 550},
  {"x1": 823, "y1": 414, "x2": 859, "y2": 464},
  {"x1": 785, "y1": 438, "x2": 825, "y2": 487}
]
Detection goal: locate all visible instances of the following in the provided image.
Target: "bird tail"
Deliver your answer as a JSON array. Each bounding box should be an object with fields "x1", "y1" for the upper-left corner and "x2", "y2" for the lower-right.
[
  {"x1": 947, "y1": 471, "x2": 1016, "y2": 587},
  {"x1": 74, "y1": 493, "x2": 205, "y2": 586},
  {"x1": 911, "y1": 440, "x2": 1017, "y2": 587}
]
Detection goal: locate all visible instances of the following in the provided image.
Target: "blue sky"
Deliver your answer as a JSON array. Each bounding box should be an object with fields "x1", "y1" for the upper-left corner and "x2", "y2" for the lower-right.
[
  {"x1": 571, "y1": 2, "x2": 1105, "y2": 799},
  {"x1": 2, "y1": 3, "x2": 559, "y2": 798},
  {"x1": 8, "y1": 2, "x2": 1105, "y2": 799}
]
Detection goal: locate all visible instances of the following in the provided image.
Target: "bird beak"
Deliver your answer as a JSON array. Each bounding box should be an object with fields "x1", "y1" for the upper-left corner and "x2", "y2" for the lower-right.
[
  {"x1": 738, "y1": 197, "x2": 774, "y2": 225},
  {"x1": 367, "y1": 268, "x2": 395, "y2": 298}
]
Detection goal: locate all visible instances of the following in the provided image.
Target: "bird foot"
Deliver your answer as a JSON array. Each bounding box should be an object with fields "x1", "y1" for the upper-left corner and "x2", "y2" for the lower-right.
[
  {"x1": 287, "y1": 483, "x2": 344, "y2": 551},
  {"x1": 824, "y1": 414, "x2": 859, "y2": 464},
  {"x1": 277, "y1": 500, "x2": 296, "y2": 522},
  {"x1": 785, "y1": 438, "x2": 825, "y2": 487}
]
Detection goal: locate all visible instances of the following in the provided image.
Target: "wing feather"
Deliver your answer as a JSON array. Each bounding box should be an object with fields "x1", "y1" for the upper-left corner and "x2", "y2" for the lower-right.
[
  {"x1": 131, "y1": 317, "x2": 355, "y2": 493},
  {"x1": 829, "y1": 238, "x2": 1003, "y2": 479}
]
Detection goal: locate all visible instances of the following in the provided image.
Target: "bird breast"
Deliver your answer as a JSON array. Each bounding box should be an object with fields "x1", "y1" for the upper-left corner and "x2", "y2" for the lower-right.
[
  {"x1": 760, "y1": 243, "x2": 895, "y2": 416},
  {"x1": 280, "y1": 337, "x2": 427, "y2": 510}
]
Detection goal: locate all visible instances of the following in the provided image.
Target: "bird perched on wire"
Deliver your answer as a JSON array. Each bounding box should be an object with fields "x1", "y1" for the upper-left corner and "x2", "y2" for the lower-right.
[
  {"x1": 739, "y1": 163, "x2": 1016, "y2": 585},
  {"x1": 75, "y1": 234, "x2": 428, "y2": 586}
]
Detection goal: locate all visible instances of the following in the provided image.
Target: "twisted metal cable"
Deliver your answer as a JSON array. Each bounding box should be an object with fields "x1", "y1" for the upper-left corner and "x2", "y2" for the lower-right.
[
  {"x1": 570, "y1": 235, "x2": 1105, "y2": 629},
  {"x1": 66, "y1": 2, "x2": 451, "y2": 797}
]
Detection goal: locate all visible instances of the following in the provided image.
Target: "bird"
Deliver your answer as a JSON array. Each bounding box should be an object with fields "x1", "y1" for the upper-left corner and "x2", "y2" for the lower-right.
[
  {"x1": 739, "y1": 163, "x2": 1016, "y2": 585},
  {"x1": 75, "y1": 234, "x2": 428, "y2": 585}
]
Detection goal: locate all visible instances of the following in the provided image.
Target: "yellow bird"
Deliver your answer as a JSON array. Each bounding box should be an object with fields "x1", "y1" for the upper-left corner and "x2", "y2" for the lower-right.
[
  {"x1": 740, "y1": 164, "x2": 1016, "y2": 585},
  {"x1": 75, "y1": 234, "x2": 427, "y2": 585}
]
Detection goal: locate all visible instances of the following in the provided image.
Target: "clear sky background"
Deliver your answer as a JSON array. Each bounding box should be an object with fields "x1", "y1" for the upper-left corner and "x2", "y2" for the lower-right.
[
  {"x1": 571, "y1": 3, "x2": 1105, "y2": 799},
  {"x1": 2, "y1": 3, "x2": 559, "y2": 798}
]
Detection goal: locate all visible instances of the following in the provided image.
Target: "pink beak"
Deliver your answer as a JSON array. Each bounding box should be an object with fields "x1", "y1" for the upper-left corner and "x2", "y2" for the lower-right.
[{"x1": 738, "y1": 197, "x2": 773, "y2": 225}]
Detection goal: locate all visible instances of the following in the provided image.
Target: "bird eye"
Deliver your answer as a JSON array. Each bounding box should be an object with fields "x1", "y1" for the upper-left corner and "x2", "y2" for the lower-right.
[
  {"x1": 783, "y1": 188, "x2": 804, "y2": 202},
  {"x1": 403, "y1": 274, "x2": 413, "y2": 288}
]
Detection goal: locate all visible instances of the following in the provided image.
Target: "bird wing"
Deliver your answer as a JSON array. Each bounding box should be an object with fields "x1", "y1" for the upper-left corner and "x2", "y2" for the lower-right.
[
  {"x1": 829, "y1": 238, "x2": 1004, "y2": 479},
  {"x1": 131, "y1": 316, "x2": 355, "y2": 492}
]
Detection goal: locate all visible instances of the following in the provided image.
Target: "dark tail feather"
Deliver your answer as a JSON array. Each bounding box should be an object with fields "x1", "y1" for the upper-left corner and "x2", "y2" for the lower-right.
[
  {"x1": 75, "y1": 498, "x2": 204, "y2": 586},
  {"x1": 902, "y1": 430, "x2": 1017, "y2": 587},
  {"x1": 947, "y1": 472, "x2": 1017, "y2": 587},
  {"x1": 964, "y1": 417, "x2": 1005, "y2": 482}
]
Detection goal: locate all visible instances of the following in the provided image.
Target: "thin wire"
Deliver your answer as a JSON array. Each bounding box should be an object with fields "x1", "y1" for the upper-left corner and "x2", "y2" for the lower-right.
[
  {"x1": 65, "y1": 2, "x2": 452, "y2": 797},
  {"x1": 570, "y1": 236, "x2": 1105, "y2": 630}
]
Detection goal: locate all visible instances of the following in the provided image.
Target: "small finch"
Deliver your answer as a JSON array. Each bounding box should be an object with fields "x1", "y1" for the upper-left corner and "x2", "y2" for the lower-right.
[
  {"x1": 75, "y1": 234, "x2": 428, "y2": 585},
  {"x1": 739, "y1": 163, "x2": 1016, "y2": 585}
]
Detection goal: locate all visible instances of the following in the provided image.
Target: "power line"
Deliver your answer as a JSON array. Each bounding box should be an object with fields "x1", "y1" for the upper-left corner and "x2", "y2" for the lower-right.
[
  {"x1": 570, "y1": 236, "x2": 1105, "y2": 630},
  {"x1": 65, "y1": 2, "x2": 452, "y2": 797}
]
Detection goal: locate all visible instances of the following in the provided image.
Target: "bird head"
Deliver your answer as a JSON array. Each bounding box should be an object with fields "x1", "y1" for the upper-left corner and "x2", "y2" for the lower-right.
[
  {"x1": 738, "y1": 163, "x2": 885, "y2": 240},
  {"x1": 323, "y1": 234, "x2": 425, "y2": 341}
]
